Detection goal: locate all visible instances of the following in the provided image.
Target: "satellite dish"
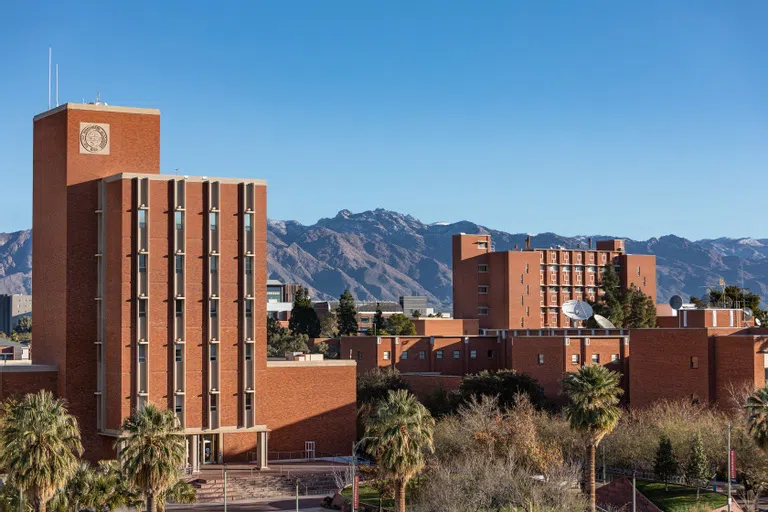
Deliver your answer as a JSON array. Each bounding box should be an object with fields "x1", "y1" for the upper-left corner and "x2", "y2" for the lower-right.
[
  {"x1": 744, "y1": 308, "x2": 753, "y2": 318},
  {"x1": 562, "y1": 300, "x2": 593, "y2": 321},
  {"x1": 756, "y1": 318, "x2": 762, "y2": 327},
  {"x1": 593, "y1": 314, "x2": 617, "y2": 329},
  {"x1": 669, "y1": 295, "x2": 683, "y2": 311}
]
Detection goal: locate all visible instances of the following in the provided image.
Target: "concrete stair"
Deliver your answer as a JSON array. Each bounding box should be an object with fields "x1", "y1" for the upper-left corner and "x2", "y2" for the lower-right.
[{"x1": 189, "y1": 473, "x2": 338, "y2": 503}]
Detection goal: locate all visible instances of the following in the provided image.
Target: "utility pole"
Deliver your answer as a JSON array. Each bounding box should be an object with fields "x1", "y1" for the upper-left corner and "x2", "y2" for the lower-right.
[
  {"x1": 727, "y1": 424, "x2": 732, "y2": 512},
  {"x1": 223, "y1": 463, "x2": 227, "y2": 512},
  {"x1": 351, "y1": 441, "x2": 356, "y2": 512}
]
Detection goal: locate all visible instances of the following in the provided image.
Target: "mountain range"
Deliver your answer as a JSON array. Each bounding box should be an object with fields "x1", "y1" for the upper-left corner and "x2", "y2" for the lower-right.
[{"x1": 4, "y1": 209, "x2": 768, "y2": 310}]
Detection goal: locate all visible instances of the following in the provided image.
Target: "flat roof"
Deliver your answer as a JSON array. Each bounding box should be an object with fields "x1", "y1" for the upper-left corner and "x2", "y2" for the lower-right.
[
  {"x1": 0, "y1": 363, "x2": 56, "y2": 373},
  {"x1": 34, "y1": 102, "x2": 160, "y2": 122},
  {"x1": 267, "y1": 360, "x2": 356, "y2": 368},
  {"x1": 103, "y1": 172, "x2": 266, "y2": 186}
]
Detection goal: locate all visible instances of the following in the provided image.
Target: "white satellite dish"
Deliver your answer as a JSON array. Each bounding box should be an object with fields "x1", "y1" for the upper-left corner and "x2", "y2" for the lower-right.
[
  {"x1": 593, "y1": 314, "x2": 617, "y2": 329},
  {"x1": 562, "y1": 300, "x2": 594, "y2": 321},
  {"x1": 756, "y1": 317, "x2": 762, "y2": 327},
  {"x1": 669, "y1": 295, "x2": 683, "y2": 311},
  {"x1": 744, "y1": 307, "x2": 753, "y2": 318}
]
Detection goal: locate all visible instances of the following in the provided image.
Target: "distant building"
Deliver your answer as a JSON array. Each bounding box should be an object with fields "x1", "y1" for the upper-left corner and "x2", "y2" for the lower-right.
[
  {"x1": 0, "y1": 340, "x2": 30, "y2": 361},
  {"x1": 314, "y1": 300, "x2": 403, "y2": 333},
  {"x1": 452, "y1": 234, "x2": 656, "y2": 330},
  {"x1": 267, "y1": 280, "x2": 298, "y2": 323},
  {"x1": 0, "y1": 294, "x2": 31, "y2": 335},
  {"x1": 400, "y1": 296, "x2": 428, "y2": 317}
]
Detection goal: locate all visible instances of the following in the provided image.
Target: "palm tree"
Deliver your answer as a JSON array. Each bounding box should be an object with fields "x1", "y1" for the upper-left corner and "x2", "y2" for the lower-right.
[
  {"x1": 158, "y1": 480, "x2": 197, "y2": 512},
  {"x1": 0, "y1": 390, "x2": 83, "y2": 512},
  {"x1": 562, "y1": 365, "x2": 623, "y2": 512},
  {"x1": 746, "y1": 385, "x2": 768, "y2": 451},
  {"x1": 116, "y1": 403, "x2": 186, "y2": 512},
  {"x1": 364, "y1": 389, "x2": 435, "y2": 512}
]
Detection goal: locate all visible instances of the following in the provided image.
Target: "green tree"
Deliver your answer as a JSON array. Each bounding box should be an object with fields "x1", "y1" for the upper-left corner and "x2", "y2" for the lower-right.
[
  {"x1": 654, "y1": 433, "x2": 679, "y2": 491},
  {"x1": 288, "y1": 286, "x2": 321, "y2": 338},
  {"x1": 267, "y1": 332, "x2": 310, "y2": 358},
  {"x1": 319, "y1": 312, "x2": 337, "y2": 338},
  {"x1": 590, "y1": 265, "x2": 625, "y2": 327},
  {"x1": 14, "y1": 316, "x2": 31, "y2": 334},
  {"x1": 267, "y1": 315, "x2": 285, "y2": 342},
  {"x1": 158, "y1": 480, "x2": 197, "y2": 512},
  {"x1": 562, "y1": 365, "x2": 623, "y2": 512},
  {"x1": 624, "y1": 286, "x2": 657, "y2": 328},
  {"x1": 385, "y1": 314, "x2": 416, "y2": 336},
  {"x1": 412, "y1": 310, "x2": 421, "y2": 319},
  {"x1": 311, "y1": 341, "x2": 339, "y2": 359},
  {"x1": 364, "y1": 389, "x2": 435, "y2": 512},
  {"x1": 0, "y1": 390, "x2": 83, "y2": 512},
  {"x1": 746, "y1": 385, "x2": 768, "y2": 452},
  {"x1": 685, "y1": 431, "x2": 709, "y2": 499},
  {"x1": 357, "y1": 367, "x2": 411, "y2": 407},
  {"x1": 372, "y1": 305, "x2": 387, "y2": 335},
  {"x1": 116, "y1": 404, "x2": 186, "y2": 512},
  {"x1": 336, "y1": 290, "x2": 359, "y2": 336},
  {"x1": 695, "y1": 285, "x2": 768, "y2": 325},
  {"x1": 454, "y1": 370, "x2": 545, "y2": 411}
]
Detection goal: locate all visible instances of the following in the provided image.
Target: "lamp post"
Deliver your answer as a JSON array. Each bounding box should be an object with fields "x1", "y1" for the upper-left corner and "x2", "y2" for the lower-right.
[
  {"x1": 727, "y1": 424, "x2": 732, "y2": 512},
  {"x1": 351, "y1": 438, "x2": 370, "y2": 512},
  {"x1": 223, "y1": 463, "x2": 227, "y2": 512}
]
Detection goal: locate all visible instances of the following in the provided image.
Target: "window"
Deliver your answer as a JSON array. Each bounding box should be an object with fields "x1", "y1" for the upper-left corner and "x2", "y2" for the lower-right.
[
  {"x1": 138, "y1": 344, "x2": 147, "y2": 364},
  {"x1": 526, "y1": 306, "x2": 530, "y2": 316},
  {"x1": 210, "y1": 255, "x2": 219, "y2": 274},
  {"x1": 637, "y1": 265, "x2": 641, "y2": 277},
  {"x1": 175, "y1": 211, "x2": 183, "y2": 230},
  {"x1": 175, "y1": 345, "x2": 183, "y2": 363},
  {"x1": 175, "y1": 396, "x2": 183, "y2": 415},
  {"x1": 690, "y1": 356, "x2": 699, "y2": 369},
  {"x1": 401, "y1": 351, "x2": 408, "y2": 360},
  {"x1": 478, "y1": 285, "x2": 489, "y2": 294},
  {"x1": 521, "y1": 296, "x2": 524, "y2": 306},
  {"x1": 383, "y1": 351, "x2": 391, "y2": 360},
  {"x1": 175, "y1": 300, "x2": 183, "y2": 318},
  {"x1": 526, "y1": 285, "x2": 530, "y2": 295},
  {"x1": 470, "y1": 350, "x2": 477, "y2": 359},
  {"x1": 538, "y1": 354, "x2": 544, "y2": 365},
  {"x1": 526, "y1": 263, "x2": 529, "y2": 273},
  {"x1": 209, "y1": 344, "x2": 218, "y2": 362},
  {"x1": 571, "y1": 354, "x2": 579, "y2": 365},
  {"x1": 245, "y1": 394, "x2": 252, "y2": 411},
  {"x1": 245, "y1": 214, "x2": 252, "y2": 232},
  {"x1": 245, "y1": 301, "x2": 253, "y2": 318},
  {"x1": 360, "y1": 317, "x2": 371, "y2": 323},
  {"x1": 245, "y1": 344, "x2": 252, "y2": 361},
  {"x1": 487, "y1": 349, "x2": 494, "y2": 358},
  {"x1": 592, "y1": 354, "x2": 600, "y2": 364},
  {"x1": 520, "y1": 274, "x2": 524, "y2": 284},
  {"x1": 478, "y1": 264, "x2": 488, "y2": 273},
  {"x1": 477, "y1": 241, "x2": 488, "y2": 250},
  {"x1": 478, "y1": 307, "x2": 489, "y2": 316},
  {"x1": 453, "y1": 350, "x2": 461, "y2": 359},
  {"x1": 611, "y1": 354, "x2": 619, "y2": 362},
  {"x1": 209, "y1": 212, "x2": 217, "y2": 231},
  {"x1": 210, "y1": 300, "x2": 218, "y2": 318},
  {"x1": 436, "y1": 350, "x2": 444, "y2": 359},
  {"x1": 643, "y1": 277, "x2": 647, "y2": 287},
  {"x1": 245, "y1": 256, "x2": 253, "y2": 275},
  {"x1": 357, "y1": 351, "x2": 363, "y2": 361},
  {"x1": 138, "y1": 210, "x2": 147, "y2": 229},
  {"x1": 419, "y1": 351, "x2": 426, "y2": 360},
  {"x1": 138, "y1": 254, "x2": 147, "y2": 273},
  {"x1": 175, "y1": 255, "x2": 184, "y2": 273},
  {"x1": 138, "y1": 300, "x2": 147, "y2": 318},
  {"x1": 210, "y1": 394, "x2": 218, "y2": 413}
]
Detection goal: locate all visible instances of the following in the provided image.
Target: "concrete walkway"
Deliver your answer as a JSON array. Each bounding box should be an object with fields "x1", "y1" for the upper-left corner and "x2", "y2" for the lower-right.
[{"x1": 167, "y1": 496, "x2": 326, "y2": 511}]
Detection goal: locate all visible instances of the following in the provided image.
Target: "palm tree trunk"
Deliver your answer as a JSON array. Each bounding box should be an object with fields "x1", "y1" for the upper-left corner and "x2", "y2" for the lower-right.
[
  {"x1": 588, "y1": 442, "x2": 596, "y2": 512},
  {"x1": 397, "y1": 480, "x2": 407, "y2": 512},
  {"x1": 147, "y1": 491, "x2": 156, "y2": 512}
]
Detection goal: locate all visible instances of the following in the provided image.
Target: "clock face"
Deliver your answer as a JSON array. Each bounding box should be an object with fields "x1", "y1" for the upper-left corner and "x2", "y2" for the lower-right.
[{"x1": 79, "y1": 123, "x2": 110, "y2": 154}]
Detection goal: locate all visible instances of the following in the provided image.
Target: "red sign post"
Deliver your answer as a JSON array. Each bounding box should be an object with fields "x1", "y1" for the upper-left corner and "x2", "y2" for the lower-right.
[
  {"x1": 730, "y1": 449, "x2": 737, "y2": 481},
  {"x1": 353, "y1": 475, "x2": 360, "y2": 510}
]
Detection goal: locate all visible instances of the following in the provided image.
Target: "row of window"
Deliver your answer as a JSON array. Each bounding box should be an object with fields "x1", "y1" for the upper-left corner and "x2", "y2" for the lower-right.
[
  {"x1": 537, "y1": 353, "x2": 620, "y2": 365},
  {"x1": 372, "y1": 349, "x2": 496, "y2": 360}
]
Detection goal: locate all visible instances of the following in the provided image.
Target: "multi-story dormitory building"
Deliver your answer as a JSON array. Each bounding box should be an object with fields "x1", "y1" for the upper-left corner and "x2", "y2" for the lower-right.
[
  {"x1": 0, "y1": 102, "x2": 356, "y2": 470},
  {"x1": 341, "y1": 235, "x2": 768, "y2": 410},
  {"x1": 452, "y1": 234, "x2": 656, "y2": 330}
]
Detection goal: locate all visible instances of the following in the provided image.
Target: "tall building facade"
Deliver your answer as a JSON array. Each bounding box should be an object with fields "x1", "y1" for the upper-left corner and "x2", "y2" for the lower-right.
[
  {"x1": 452, "y1": 234, "x2": 656, "y2": 330},
  {"x1": 25, "y1": 102, "x2": 355, "y2": 466},
  {"x1": 0, "y1": 294, "x2": 32, "y2": 335}
]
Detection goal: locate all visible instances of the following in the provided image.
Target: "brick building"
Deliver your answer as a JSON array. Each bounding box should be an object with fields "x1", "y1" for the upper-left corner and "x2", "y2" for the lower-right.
[
  {"x1": 0, "y1": 294, "x2": 32, "y2": 335},
  {"x1": 1, "y1": 102, "x2": 356, "y2": 469},
  {"x1": 452, "y1": 234, "x2": 656, "y2": 330}
]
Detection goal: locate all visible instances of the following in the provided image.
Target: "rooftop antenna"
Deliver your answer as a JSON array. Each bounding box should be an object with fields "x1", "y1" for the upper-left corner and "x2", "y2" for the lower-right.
[
  {"x1": 55, "y1": 63, "x2": 59, "y2": 107},
  {"x1": 47, "y1": 47, "x2": 51, "y2": 109},
  {"x1": 593, "y1": 313, "x2": 617, "y2": 329}
]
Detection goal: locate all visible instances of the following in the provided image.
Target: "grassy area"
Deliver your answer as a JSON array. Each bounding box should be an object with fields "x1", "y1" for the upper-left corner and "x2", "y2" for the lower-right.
[
  {"x1": 341, "y1": 482, "x2": 396, "y2": 508},
  {"x1": 635, "y1": 480, "x2": 727, "y2": 512}
]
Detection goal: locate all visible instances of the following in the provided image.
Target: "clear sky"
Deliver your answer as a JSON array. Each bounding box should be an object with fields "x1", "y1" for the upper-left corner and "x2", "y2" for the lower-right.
[{"x1": 2, "y1": 1, "x2": 767, "y2": 240}]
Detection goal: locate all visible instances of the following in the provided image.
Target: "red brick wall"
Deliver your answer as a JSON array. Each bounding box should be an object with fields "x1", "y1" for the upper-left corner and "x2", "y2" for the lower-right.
[
  {"x1": 402, "y1": 374, "x2": 463, "y2": 400},
  {"x1": 620, "y1": 254, "x2": 657, "y2": 301},
  {"x1": 413, "y1": 319, "x2": 479, "y2": 336},
  {"x1": 0, "y1": 370, "x2": 58, "y2": 400},
  {"x1": 510, "y1": 336, "x2": 565, "y2": 398},
  {"x1": 714, "y1": 335, "x2": 765, "y2": 405},
  {"x1": 630, "y1": 328, "x2": 712, "y2": 408},
  {"x1": 261, "y1": 365, "x2": 356, "y2": 455}
]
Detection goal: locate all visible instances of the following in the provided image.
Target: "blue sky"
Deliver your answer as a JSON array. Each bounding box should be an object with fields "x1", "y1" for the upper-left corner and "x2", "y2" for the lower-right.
[{"x1": 2, "y1": 1, "x2": 767, "y2": 240}]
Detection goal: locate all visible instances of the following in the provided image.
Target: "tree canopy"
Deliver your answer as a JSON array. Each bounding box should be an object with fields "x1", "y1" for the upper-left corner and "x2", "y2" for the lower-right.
[
  {"x1": 288, "y1": 286, "x2": 321, "y2": 338},
  {"x1": 589, "y1": 265, "x2": 656, "y2": 328},
  {"x1": 454, "y1": 370, "x2": 545, "y2": 410},
  {"x1": 385, "y1": 314, "x2": 416, "y2": 335},
  {"x1": 336, "y1": 290, "x2": 359, "y2": 336},
  {"x1": 692, "y1": 285, "x2": 768, "y2": 325}
]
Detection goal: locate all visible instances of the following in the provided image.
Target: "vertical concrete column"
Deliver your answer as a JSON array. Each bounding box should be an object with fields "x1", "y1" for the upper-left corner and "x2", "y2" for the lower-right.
[
  {"x1": 429, "y1": 337, "x2": 435, "y2": 372},
  {"x1": 392, "y1": 337, "x2": 398, "y2": 369},
  {"x1": 463, "y1": 337, "x2": 470, "y2": 374},
  {"x1": 190, "y1": 435, "x2": 199, "y2": 473},
  {"x1": 258, "y1": 431, "x2": 269, "y2": 469},
  {"x1": 218, "y1": 432, "x2": 224, "y2": 464}
]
